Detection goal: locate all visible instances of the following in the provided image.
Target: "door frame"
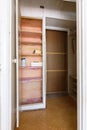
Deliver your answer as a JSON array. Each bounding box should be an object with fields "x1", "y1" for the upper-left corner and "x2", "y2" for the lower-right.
[
  {"x1": 0, "y1": 0, "x2": 87, "y2": 130},
  {"x1": 77, "y1": 0, "x2": 87, "y2": 130}
]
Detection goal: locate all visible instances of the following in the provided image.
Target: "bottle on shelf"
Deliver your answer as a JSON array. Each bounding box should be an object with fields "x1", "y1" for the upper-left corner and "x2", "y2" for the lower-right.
[{"x1": 21, "y1": 58, "x2": 26, "y2": 67}]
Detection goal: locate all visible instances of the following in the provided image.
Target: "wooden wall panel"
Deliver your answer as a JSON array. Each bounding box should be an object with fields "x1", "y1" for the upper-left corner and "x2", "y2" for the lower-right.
[
  {"x1": 21, "y1": 18, "x2": 42, "y2": 32},
  {"x1": 46, "y1": 30, "x2": 67, "y2": 53},
  {"x1": 46, "y1": 30, "x2": 67, "y2": 93},
  {"x1": 20, "y1": 81, "x2": 42, "y2": 100},
  {"x1": 47, "y1": 54, "x2": 67, "y2": 70},
  {"x1": 47, "y1": 72, "x2": 67, "y2": 92}
]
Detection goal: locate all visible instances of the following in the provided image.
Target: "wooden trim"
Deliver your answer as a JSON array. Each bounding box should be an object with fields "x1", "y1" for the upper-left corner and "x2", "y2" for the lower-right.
[
  {"x1": 47, "y1": 52, "x2": 66, "y2": 55},
  {"x1": 47, "y1": 70, "x2": 67, "y2": 72},
  {"x1": 46, "y1": 91, "x2": 67, "y2": 94}
]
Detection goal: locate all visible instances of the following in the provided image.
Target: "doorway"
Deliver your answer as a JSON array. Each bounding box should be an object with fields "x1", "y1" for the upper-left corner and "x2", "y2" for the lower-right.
[
  {"x1": 15, "y1": 0, "x2": 77, "y2": 130},
  {"x1": 1, "y1": 0, "x2": 87, "y2": 130}
]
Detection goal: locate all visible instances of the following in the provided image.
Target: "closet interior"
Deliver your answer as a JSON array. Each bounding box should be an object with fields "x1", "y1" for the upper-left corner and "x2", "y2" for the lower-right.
[
  {"x1": 46, "y1": 30, "x2": 67, "y2": 94},
  {"x1": 19, "y1": 0, "x2": 77, "y2": 111}
]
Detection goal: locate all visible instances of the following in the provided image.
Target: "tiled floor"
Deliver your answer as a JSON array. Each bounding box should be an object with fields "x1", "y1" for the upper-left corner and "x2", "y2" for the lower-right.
[{"x1": 15, "y1": 96, "x2": 77, "y2": 130}]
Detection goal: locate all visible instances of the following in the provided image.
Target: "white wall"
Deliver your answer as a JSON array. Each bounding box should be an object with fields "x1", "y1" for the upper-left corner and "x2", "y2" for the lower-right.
[
  {"x1": 0, "y1": 0, "x2": 11, "y2": 129},
  {"x1": 0, "y1": 13, "x2": 1, "y2": 130},
  {"x1": 20, "y1": 0, "x2": 76, "y2": 21}
]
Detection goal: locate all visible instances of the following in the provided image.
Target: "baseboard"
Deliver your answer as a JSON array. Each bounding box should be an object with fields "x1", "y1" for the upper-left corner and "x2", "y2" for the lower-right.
[{"x1": 46, "y1": 91, "x2": 68, "y2": 98}]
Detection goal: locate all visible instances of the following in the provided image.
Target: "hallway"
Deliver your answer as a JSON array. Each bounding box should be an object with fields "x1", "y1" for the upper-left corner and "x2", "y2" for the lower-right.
[{"x1": 15, "y1": 96, "x2": 77, "y2": 130}]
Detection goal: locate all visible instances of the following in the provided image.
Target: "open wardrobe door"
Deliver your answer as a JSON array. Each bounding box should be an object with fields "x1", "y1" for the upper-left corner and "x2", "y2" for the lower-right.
[
  {"x1": 16, "y1": 0, "x2": 20, "y2": 127},
  {"x1": 19, "y1": 16, "x2": 46, "y2": 111}
]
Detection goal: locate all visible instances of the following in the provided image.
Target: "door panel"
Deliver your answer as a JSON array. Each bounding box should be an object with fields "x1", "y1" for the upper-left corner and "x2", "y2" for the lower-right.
[{"x1": 19, "y1": 17, "x2": 46, "y2": 110}]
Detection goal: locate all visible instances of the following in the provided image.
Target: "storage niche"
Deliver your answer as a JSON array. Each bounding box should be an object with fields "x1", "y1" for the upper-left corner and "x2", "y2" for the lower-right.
[{"x1": 46, "y1": 30, "x2": 68, "y2": 93}]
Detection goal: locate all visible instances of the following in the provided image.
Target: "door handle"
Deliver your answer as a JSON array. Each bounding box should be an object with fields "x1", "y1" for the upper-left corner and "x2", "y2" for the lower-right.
[{"x1": 12, "y1": 59, "x2": 17, "y2": 64}]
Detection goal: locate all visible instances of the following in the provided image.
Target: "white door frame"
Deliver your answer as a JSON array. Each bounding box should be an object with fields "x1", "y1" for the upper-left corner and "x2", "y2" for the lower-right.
[
  {"x1": 0, "y1": 0, "x2": 87, "y2": 130},
  {"x1": 0, "y1": 0, "x2": 11, "y2": 130},
  {"x1": 77, "y1": 0, "x2": 87, "y2": 130}
]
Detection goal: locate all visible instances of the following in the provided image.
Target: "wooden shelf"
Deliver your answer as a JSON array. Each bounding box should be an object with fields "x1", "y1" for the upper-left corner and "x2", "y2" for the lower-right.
[
  {"x1": 47, "y1": 70, "x2": 67, "y2": 72},
  {"x1": 19, "y1": 66, "x2": 42, "y2": 69},
  {"x1": 46, "y1": 52, "x2": 66, "y2": 55},
  {"x1": 20, "y1": 40, "x2": 42, "y2": 44},
  {"x1": 20, "y1": 77, "x2": 42, "y2": 82},
  {"x1": 20, "y1": 39, "x2": 42, "y2": 44},
  {"x1": 21, "y1": 54, "x2": 42, "y2": 57},
  {"x1": 21, "y1": 29, "x2": 42, "y2": 35},
  {"x1": 20, "y1": 41, "x2": 42, "y2": 45}
]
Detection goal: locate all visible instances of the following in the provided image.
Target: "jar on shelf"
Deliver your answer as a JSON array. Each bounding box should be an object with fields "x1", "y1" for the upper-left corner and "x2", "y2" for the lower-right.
[{"x1": 21, "y1": 58, "x2": 26, "y2": 67}]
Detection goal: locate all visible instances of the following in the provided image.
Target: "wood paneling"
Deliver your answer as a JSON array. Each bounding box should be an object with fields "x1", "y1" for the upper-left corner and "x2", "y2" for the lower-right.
[
  {"x1": 20, "y1": 81, "x2": 42, "y2": 100},
  {"x1": 46, "y1": 30, "x2": 67, "y2": 93},
  {"x1": 47, "y1": 54, "x2": 67, "y2": 70},
  {"x1": 20, "y1": 44, "x2": 42, "y2": 56},
  {"x1": 46, "y1": 30, "x2": 67, "y2": 52},
  {"x1": 19, "y1": 68, "x2": 42, "y2": 78},
  {"x1": 20, "y1": 17, "x2": 43, "y2": 104},
  {"x1": 47, "y1": 72, "x2": 67, "y2": 92},
  {"x1": 21, "y1": 18, "x2": 42, "y2": 32}
]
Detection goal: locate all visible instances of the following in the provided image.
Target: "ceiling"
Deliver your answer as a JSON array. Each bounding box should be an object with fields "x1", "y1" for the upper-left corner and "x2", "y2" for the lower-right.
[
  {"x1": 21, "y1": 0, "x2": 76, "y2": 29},
  {"x1": 21, "y1": 0, "x2": 76, "y2": 13},
  {"x1": 34, "y1": 0, "x2": 76, "y2": 12}
]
